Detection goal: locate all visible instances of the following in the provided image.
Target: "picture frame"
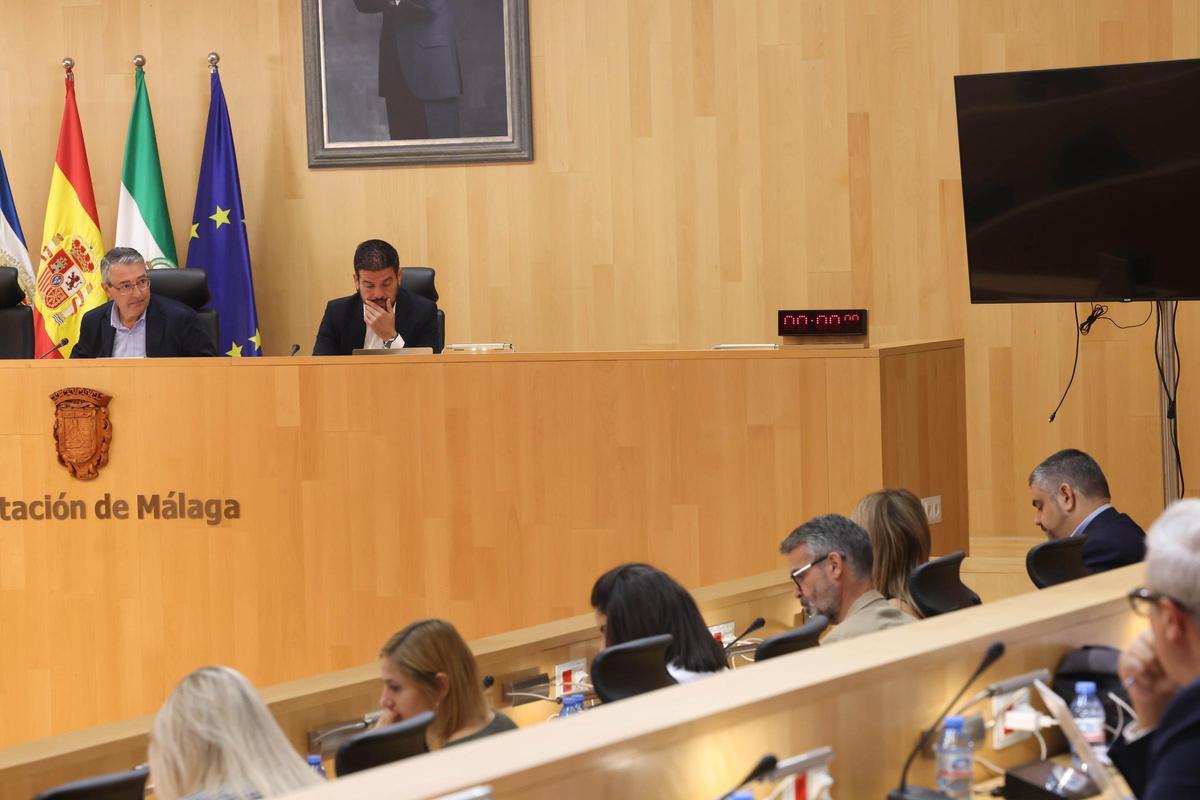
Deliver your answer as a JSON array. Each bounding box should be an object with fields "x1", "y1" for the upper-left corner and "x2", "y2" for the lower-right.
[{"x1": 300, "y1": 0, "x2": 532, "y2": 168}]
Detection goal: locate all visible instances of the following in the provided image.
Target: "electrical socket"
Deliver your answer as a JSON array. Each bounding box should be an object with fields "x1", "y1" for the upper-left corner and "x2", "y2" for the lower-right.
[
  {"x1": 555, "y1": 658, "x2": 587, "y2": 696},
  {"x1": 992, "y1": 687, "x2": 1034, "y2": 750},
  {"x1": 922, "y1": 495, "x2": 943, "y2": 524},
  {"x1": 708, "y1": 621, "x2": 736, "y2": 646}
]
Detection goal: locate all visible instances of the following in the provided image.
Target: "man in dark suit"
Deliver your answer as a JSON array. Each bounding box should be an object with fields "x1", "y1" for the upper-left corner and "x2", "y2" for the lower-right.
[
  {"x1": 354, "y1": 0, "x2": 463, "y2": 140},
  {"x1": 71, "y1": 247, "x2": 216, "y2": 359},
  {"x1": 1108, "y1": 500, "x2": 1200, "y2": 799},
  {"x1": 312, "y1": 239, "x2": 440, "y2": 355},
  {"x1": 1028, "y1": 448, "x2": 1145, "y2": 572}
]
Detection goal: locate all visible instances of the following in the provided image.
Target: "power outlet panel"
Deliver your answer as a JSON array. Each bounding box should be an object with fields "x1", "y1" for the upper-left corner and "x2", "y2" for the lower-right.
[
  {"x1": 922, "y1": 495, "x2": 943, "y2": 524},
  {"x1": 992, "y1": 687, "x2": 1034, "y2": 750},
  {"x1": 555, "y1": 658, "x2": 587, "y2": 697},
  {"x1": 709, "y1": 621, "x2": 736, "y2": 646}
]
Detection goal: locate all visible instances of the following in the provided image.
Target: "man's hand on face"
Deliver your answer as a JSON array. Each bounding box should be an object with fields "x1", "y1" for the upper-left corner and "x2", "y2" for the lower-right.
[
  {"x1": 363, "y1": 297, "x2": 399, "y2": 342},
  {"x1": 1118, "y1": 628, "x2": 1180, "y2": 731}
]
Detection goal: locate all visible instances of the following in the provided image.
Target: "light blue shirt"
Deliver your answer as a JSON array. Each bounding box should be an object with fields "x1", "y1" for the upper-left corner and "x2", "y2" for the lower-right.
[
  {"x1": 1071, "y1": 503, "x2": 1112, "y2": 538},
  {"x1": 110, "y1": 303, "x2": 148, "y2": 358}
]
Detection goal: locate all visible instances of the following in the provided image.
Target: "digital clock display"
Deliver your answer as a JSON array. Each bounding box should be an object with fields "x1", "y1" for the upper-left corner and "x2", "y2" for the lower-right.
[{"x1": 778, "y1": 309, "x2": 868, "y2": 336}]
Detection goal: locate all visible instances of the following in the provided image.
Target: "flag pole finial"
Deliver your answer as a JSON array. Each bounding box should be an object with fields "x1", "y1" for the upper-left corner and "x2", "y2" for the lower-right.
[
  {"x1": 62, "y1": 58, "x2": 75, "y2": 81},
  {"x1": 208, "y1": 52, "x2": 220, "y2": 74},
  {"x1": 133, "y1": 54, "x2": 146, "y2": 68}
]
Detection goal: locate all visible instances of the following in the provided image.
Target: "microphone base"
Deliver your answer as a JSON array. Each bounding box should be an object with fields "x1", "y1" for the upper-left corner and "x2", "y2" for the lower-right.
[{"x1": 886, "y1": 787, "x2": 952, "y2": 800}]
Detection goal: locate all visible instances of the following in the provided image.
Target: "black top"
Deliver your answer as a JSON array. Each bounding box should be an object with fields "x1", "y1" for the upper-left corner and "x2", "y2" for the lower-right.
[
  {"x1": 312, "y1": 289, "x2": 440, "y2": 355},
  {"x1": 1110, "y1": 677, "x2": 1200, "y2": 799},
  {"x1": 1078, "y1": 506, "x2": 1146, "y2": 573},
  {"x1": 71, "y1": 296, "x2": 217, "y2": 359},
  {"x1": 443, "y1": 712, "x2": 517, "y2": 748}
]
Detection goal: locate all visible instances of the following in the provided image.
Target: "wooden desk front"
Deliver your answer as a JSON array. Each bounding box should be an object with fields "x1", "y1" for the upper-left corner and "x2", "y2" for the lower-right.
[{"x1": 0, "y1": 341, "x2": 965, "y2": 744}]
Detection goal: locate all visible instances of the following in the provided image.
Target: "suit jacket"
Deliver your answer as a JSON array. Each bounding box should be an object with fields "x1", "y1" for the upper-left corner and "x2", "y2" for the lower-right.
[
  {"x1": 1109, "y1": 678, "x2": 1200, "y2": 799},
  {"x1": 821, "y1": 590, "x2": 916, "y2": 645},
  {"x1": 1079, "y1": 506, "x2": 1146, "y2": 573},
  {"x1": 71, "y1": 296, "x2": 217, "y2": 359},
  {"x1": 354, "y1": 0, "x2": 463, "y2": 101},
  {"x1": 312, "y1": 289, "x2": 440, "y2": 355}
]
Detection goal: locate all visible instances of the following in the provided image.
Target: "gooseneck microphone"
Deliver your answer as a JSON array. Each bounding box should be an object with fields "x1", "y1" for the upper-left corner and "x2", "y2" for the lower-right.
[
  {"x1": 38, "y1": 337, "x2": 69, "y2": 359},
  {"x1": 887, "y1": 641, "x2": 1006, "y2": 800},
  {"x1": 723, "y1": 617, "x2": 766, "y2": 652},
  {"x1": 289, "y1": 343, "x2": 301, "y2": 357}
]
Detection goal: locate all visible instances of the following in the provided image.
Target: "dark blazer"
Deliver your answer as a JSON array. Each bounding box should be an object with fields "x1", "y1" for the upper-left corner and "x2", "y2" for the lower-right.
[
  {"x1": 1078, "y1": 506, "x2": 1146, "y2": 573},
  {"x1": 71, "y1": 296, "x2": 217, "y2": 359},
  {"x1": 1110, "y1": 678, "x2": 1200, "y2": 799},
  {"x1": 354, "y1": 0, "x2": 463, "y2": 101},
  {"x1": 312, "y1": 289, "x2": 439, "y2": 355}
]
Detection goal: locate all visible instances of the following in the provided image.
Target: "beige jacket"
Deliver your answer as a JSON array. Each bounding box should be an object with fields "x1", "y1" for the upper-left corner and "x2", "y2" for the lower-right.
[{"x1": 822, "y1": 589, "x2": 916, "y2": 645}]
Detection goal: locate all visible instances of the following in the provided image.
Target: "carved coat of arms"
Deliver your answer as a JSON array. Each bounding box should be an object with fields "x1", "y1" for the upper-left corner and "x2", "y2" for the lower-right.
[{"x1": 50, "y1": 388, "x2": 112, "y2": 480}]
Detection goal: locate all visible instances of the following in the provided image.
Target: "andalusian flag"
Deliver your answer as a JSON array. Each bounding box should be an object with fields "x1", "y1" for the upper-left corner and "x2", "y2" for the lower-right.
[
  {"x1": 116, "y1": 64, "x2": 176, "y2": 268},
  {"x1": 35, "y1": 71, "x2": 105, "y2": 358}
]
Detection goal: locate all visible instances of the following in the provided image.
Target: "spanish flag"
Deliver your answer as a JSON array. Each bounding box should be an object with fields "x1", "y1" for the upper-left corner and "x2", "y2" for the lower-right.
[{"x1": 34, "y1": 68, "x2": 105, "y2": 358}]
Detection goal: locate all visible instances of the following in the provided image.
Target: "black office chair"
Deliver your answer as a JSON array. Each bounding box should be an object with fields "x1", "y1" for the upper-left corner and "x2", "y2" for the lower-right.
[
  {"x1": 334, "y1": 710, "x2": 433, "y2": 776},
  {"x1": 590, "y1": 634, "x2": 676, "y2": 703},
  {"x1": 146, "y1": 268, "x2": 220, "y2": 352},
  {"x1": 1026, "y1": 536, "x2": 1091, "y2": 589},
  {"x1": 753, "y1": 614, "x2": 829, "y2": 661},
  {"x1": 32, "y1": 767, "x2": 148, "y2": 800},
  {"x1": 400, "y1": 266, "x2": 445, "y2": 353},
  {"x1": 0, "y1": 266, "x2": 33, "y2": 359},
  {"x1": 909, "y1": 551, "x2": 982, "y2": 618}
]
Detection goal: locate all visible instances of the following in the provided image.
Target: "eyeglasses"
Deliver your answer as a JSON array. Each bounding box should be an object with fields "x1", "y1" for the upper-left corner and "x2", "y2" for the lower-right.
[
  {"x1": 108, "y1": 276, "x2": 150, "y2": 295},
  {"x1": 790, "y1": 553, "x2": 831, "y2": 591},
  {"x1": 1127, "y1": 586, "x2": 1192, "y2": 617}
]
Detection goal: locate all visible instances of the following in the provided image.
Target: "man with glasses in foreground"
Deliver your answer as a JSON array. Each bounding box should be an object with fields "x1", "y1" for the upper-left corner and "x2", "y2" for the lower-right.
[
  {"x1": 780, "y1": 514, "x2": 914, "y2": 645},
  {"x1": 72, "y1": 247, "x2": 215, "y2": 359},
  {"x1": 1108, "y1": 500, "x2": 1200, "y2": 799}
]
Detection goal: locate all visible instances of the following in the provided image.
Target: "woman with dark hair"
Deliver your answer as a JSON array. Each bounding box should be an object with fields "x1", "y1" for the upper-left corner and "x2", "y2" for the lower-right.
[{"x1": 590, "y1": 563, "x2": 727, "y2": 683}]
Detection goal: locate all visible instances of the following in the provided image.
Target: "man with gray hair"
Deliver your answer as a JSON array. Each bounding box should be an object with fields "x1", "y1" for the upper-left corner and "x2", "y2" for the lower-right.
[
  {"x1": 779, "y1": 514, "x2": 914, "y2": 645},
  {"x1": 72, "y1": 247, "x2": 215, "y2": 358},
  {"x1": 1107, "y1": 500, "x2": 1200, "y2": 798},
  {"x1": 1028, "y1": 448, "x2": 1144, "y2": 573}
]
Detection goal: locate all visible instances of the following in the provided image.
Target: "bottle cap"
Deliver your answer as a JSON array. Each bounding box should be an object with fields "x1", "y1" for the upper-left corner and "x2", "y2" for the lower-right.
[
  {"x1": 1075, "y1": 680, "x2": 1097, "y2": 694},
  {"x1": 307, "y1": 754, "x2": 322, "y2": 765},
  {"x1": 944, "y1": 715, "x2": 965, "y2": 730}
]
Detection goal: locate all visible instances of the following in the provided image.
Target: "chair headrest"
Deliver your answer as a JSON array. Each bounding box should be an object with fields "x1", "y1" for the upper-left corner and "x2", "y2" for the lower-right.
[
  {"x1": 401, "y1": 267, "x2": 439, "y2": 303},
  {"x1": 147, "y1": 268, "x2": 211, "y2": 309},
  {"x1": 0, "y1": 267, "x2": 26, "y2": 307}
]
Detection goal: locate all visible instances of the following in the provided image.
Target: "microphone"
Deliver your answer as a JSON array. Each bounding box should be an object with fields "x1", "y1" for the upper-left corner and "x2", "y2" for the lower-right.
[
  {"x1": 723, "y1": 617, "x2": 766, "y2": 652},
  {"x1": 716, "y1": 754, "x2": 778, "y2": 800},
  {"x1": 289, "y1": 344, "x2": 300, "y2": 357},
  {"x1": 887, "y1": 641, "x2": 1005, "y2": 800},
  {"x1": 955, "y1": 668, "x2": 1051, "y2": 714},
  {"x1": 482, "y1": 675, "x2": 494, "y2": 690},
  {"x1": 38, "y1": 337, "x2": 69, "y2": 359}
]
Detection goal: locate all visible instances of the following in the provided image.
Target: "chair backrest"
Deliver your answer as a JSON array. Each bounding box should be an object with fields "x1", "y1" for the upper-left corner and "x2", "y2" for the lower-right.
[
  {"x1": 1026, "y1": 536, "x2": 1091, "y2": 589},
  {"x1": 0, "y1": 266, "x2": 33, "y2": 359},
  {"x1": 401, "y1": 266, "x2": 445, "y2": 353},
  {"x1": 334, "y1": 710, "x2": 433, "y2": 777},
  {"x1": 909, "y1": 550, "x2": 982, "y2": 617},
  {"x1": 753, "y1": 614, "x2": 829, "y2": 661},
  {"x1": 147, "y1": 268, "x2": 220, "y2": 352},
  {"x1": 32, "y1": 767, "x2": 148, "y2": 800},
  {"x1": 590, "y1": 634, "x2": 676, "y2": 703}
]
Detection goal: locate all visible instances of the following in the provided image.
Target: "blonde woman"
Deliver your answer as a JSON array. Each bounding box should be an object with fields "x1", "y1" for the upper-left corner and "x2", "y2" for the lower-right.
[
  {"x1": 376, "y1": 619, "x2": 516, "y2": 749},
  {"x1": 851, "y1": 488, "x2": 932, "y2": 619},
  {"x1": 148, "y1": 666, "x2": 321, "y2": 800}
]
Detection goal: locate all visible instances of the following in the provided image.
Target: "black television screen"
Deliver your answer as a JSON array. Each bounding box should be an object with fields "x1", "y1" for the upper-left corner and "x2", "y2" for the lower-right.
[{"x1": 954, "y1": 58, "x2": 1200, "y2": 303}]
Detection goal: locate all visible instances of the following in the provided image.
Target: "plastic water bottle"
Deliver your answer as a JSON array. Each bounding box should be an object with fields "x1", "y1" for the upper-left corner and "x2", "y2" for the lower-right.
[
  {"x1": 1070, "y1": 681, "x2": 1107, "y2": 766},
  {"x1": 558, "y1": 694, "x2": 585, "y2": 718},
  {"x1": 306, "y1": 754, "x2": 327, "y2": 779},
  {"x1": 935, "y1": 715, "x2": 974, "y2": 800}
]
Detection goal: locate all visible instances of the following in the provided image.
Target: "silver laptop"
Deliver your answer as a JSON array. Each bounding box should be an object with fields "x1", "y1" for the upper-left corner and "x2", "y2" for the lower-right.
[{"x1": 1033, "y1": 679, "x2": 1131, "y2": 799}]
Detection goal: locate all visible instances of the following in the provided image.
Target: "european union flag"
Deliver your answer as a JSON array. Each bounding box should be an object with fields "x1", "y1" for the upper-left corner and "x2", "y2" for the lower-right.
[{"x1": 186, "y1": 69, "x2": 260, "y2": 357}]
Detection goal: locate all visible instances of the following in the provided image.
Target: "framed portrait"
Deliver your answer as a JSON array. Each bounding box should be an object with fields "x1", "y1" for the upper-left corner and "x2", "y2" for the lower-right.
[{"x1": 301, "y1": 0, "x2": 532, "y2": 167}]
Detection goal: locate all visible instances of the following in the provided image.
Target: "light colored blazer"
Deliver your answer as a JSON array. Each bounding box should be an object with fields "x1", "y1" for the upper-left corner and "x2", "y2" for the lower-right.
[{"x1": 822, "y1": 589, "x2": 916, "y2": 645}]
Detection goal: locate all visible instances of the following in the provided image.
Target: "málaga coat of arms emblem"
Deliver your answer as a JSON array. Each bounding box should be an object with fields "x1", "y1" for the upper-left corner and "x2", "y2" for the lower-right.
[{"x1": 50, "y1": 388, "x2": 112, "y2": 480}]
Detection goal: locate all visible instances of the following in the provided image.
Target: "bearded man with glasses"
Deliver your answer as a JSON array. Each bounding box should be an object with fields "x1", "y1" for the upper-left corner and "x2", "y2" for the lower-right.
[
  {"x1": 1107, "y1": 499, "x2": 1200, "y2": 799},
  {"x1": 71, "y1": 247, "x2": 216, "y2": 359}
]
